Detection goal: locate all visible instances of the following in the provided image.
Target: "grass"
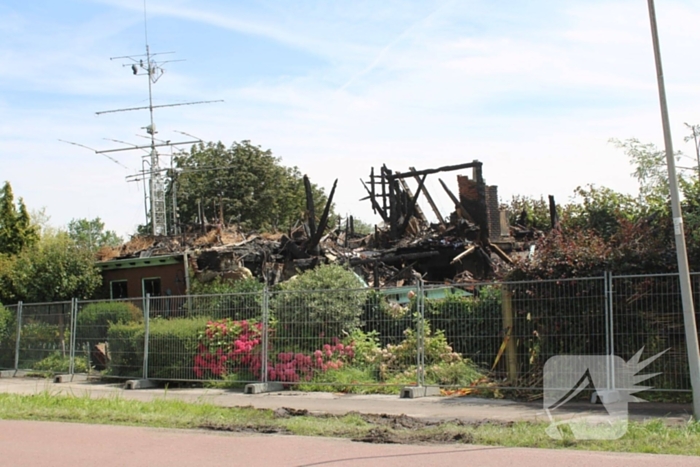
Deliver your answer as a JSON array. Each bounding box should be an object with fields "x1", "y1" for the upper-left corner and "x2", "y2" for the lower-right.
[{"x1": 0, "y1": 392, "x2": 698, "y2": 456}]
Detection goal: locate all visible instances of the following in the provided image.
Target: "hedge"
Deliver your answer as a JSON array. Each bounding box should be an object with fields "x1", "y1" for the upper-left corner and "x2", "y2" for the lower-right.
[{"x1": 107, "y1": 317, "x2": 209, "y2": 380}]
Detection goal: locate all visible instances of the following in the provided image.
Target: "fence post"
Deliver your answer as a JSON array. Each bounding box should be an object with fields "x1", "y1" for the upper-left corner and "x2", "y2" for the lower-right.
[
  {"x1": 607, "y1": 272, "x2": 615, "y2": 390},
  {"x1": 416, "y1": 278, "x2": 425, "y2": 387},
  {"x1": 69, "y1": 298, "x2": 77, "y2": 375},
  {"x1": 143, "y1": 294, "x2": 150, "y2": 380},
  {"x1": 261, "y1": 286, "x2": 269, "y2": 383},
  {"x1": 501, "y1": 287, "x2": 518, "y2": 383},
  {"x1": 13, "y1": 301, "x2": 22, "y2": 373}
]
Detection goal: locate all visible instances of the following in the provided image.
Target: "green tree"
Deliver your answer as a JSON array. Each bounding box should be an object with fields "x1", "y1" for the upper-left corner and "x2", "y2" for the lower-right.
[
  {"x1": 504, "y1": 195, "x2": 552, "y2": 231},
  {"x1": 7, "y1": 232, "x2": 102, "y2": 303},
  {"x1": 0, "y1": 182, "x2": 38, "y2": 255},
  {"x1": 562, "y1": 185, "x2": 642, "y2": 240},
  {"x1": 172, "y1": 141, "x2": 330, "y2": 231},
  {"x1": 67, "y1": 217, "x2": 122, "y2": 253}
]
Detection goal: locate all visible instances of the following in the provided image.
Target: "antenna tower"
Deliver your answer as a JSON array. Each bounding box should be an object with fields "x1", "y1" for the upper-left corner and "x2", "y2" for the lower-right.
[{"x1": 95, "y1": 3, "x2": 221, "y2": 236}]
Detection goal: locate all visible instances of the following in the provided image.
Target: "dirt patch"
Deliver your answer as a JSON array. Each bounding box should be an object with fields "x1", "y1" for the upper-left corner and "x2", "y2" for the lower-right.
[
  {"x1": 200, "y1": 422, "x2": 291, "y2": 435},
  {"x1": 353, "y1": 427, "x2": 474, "y2": 445},
  {"x1": 202, "y1": 407, "x2": 514, "y2": 445}
]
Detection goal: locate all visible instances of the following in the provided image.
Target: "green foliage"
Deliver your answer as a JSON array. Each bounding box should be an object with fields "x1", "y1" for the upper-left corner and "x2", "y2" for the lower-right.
[
  {"x1": 32, "y1": 351, "x2": 89, "y2": 374},
  {"x1": 562, "y1": 185, "x2": 642, "y2": 240},
  {"x1": 424, "y1": 287, "x2": 502, "y2": 364},
  {"x1": 107, "y1": 317, "x2": 210, "y2": 379},
  {"x1": 0, "y1": 182, "x2": 38, "y2": 256},
  {"x1": 0, "y1": 305, "x2": 15, "y2": 368},
  {"x1": 7, "y1": 232, "x2": 102, "y2": 303},
  {"x1": 505, "y1": 195, "x2": 552, "y2": 231},
  {"x1": 67, "y1": 217, "x2": 122, "y2": 254},
  {"x1": 173, "y1": 141, "x2": 331, "y2": 231},
  {"x1": 189, "y1": 276, "x2": 264, "y2": 320},
  {"x1": 76, "y1": 302, "x2": 142, "y2": 344},
  {"x1": 272, "y1": 264, "x2": 367, "y2": 349},
  {"x1": 360, "y1": 291, "x2": 412, "y2": 346}
]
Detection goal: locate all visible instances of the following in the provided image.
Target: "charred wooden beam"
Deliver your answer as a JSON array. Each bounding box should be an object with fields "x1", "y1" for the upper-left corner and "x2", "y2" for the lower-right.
[
  {"x1": 398, "y1": 174, "x2": 427, "y2": 236},
  {"x1": 360, "y1": 179, "x2": 388, "y2": 223},
  {"x1": 489, "y1": 242, "x2": 514, "y2": 265},
  {"x1": 438, "y1": 178, "x2": 476, "y2": 224},
  {"x1": 281, "y1": 235, "x2": 310, "y2": 259},
  {"x1": 389, "y1": 161, "x2": 481, "y2": 180},
  {"x1": 398, "y1": 177, "x2": 428, "y2": 226},
  {"x1": 409, "y1": 166, "x2": 445, "y2": 228},
  {"x1": 548, "y1": 195, "x2": 559, "y2": 230},
  {"x1": 350, "y1": 250, "x2": 440, "y2": 265},
  {"x1": 303, "y1": 175, "x2": 317, "y2": 239},
  {"x1": 308, "y1": 179, "x2": 338, "y2": 252},
  {"x1": 370, "y1": 167, "x2": 376, "y2": 214},
  {"x1": 386, "y1": 167, "x2": 398, "y2": 238}
]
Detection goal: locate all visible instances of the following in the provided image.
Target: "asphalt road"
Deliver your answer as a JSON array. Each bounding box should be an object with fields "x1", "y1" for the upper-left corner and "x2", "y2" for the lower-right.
[{"x1": 0, "y1": 420, "x2": 697, "y2": 467}]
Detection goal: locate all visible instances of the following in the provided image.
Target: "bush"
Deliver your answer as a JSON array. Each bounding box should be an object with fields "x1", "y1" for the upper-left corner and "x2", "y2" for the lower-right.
[
  {"x1": 32, "y1": 351, "x2": 89, "y2": 374},
  {"x1": 107, "y1": 317, "x2": 209, "y2": 380},
  {"x1": 189, "y1": 277, "x2": 264, "y2": 320},
  {"x1": 424, "y1": 287, "x2": 502, "y2": 364},
  {"x1": 360, "y1": 291, "x2": 413, "y2": 347},
  {"x1": 77, "y1": 301, "x2": 142, "y2": 343},
  {"x1": 272, "y1": 264, "x2": 367, "y2": 350},
  {"x1": 0, "y1": 305, "x2": 15, "y2": 368},
  {"x1": 17, "y1": 321, "x2": 64, "y2": 367}
]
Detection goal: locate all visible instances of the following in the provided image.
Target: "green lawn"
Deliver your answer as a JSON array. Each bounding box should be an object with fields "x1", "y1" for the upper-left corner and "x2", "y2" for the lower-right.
[{"x1": 0, "y1": 392, "x2": 697, "y2": 456}]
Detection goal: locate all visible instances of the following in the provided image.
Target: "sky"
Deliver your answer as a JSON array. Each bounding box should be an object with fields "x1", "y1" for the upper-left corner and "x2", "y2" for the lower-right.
[{"x1": 2, "y1": 0, "x2": 700, "y2": 237}]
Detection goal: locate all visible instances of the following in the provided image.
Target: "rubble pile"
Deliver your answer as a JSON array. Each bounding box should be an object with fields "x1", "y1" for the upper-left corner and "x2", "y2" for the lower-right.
[{"x1": 98, "y1": 161, "x2": 537, "y2": 287}]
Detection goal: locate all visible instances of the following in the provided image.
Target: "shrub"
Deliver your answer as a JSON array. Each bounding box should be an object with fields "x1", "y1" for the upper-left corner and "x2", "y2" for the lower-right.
[
  {"x1": 32, "y1": 351, "x2": 89, "y2": 374},
  {"x1": 424, "y1": 287, "x2": 502, "y2": 364},
  {"x1": 0, "y1": 305, "x2": 15, "y2": 368},
  {"x1": 107, "y1": 317, "x2": 209, "y2": 380},
  {"x1": 272, "y1": 264, "x2": 367, "y2": 350},
  {"x1": 360, "y1": 291, "x2": 412, "y2": 347},
  {"x1": 189, "y1": 277, "x2": 264, "y2": 320},
  {"x1": 18, "y1": 321, "x2": 64, "y2": 366},
  {"x1": 77, "y1": 301, "x2": 142, "y2": 343}
]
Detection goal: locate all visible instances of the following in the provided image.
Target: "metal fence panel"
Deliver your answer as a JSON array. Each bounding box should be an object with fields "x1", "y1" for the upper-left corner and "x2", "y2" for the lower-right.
[
  {"x1": 16, "y1": 301, "x2": 73, "y2": 374},
  {"x1": 6, "y1": 271, "x2": 699, "y2": 396},
  {"x1": 0, "y1": 303, "x2": 19, "y2": 370},
  {"x1": 146, "y1": 291, "x2": 265, "y2": 382},
  {"x1": 424, "y1": 277, "x2": 607, "y2": 392},
  {"x1": 611, "y1": 273, "x2": 694, "y2": 392},
  {"x1": 74, "y1": 297, "x2": 147, "y2": 379},
  {"x1": 267, "y1": 286, "x2": 416, "y2": 390}
]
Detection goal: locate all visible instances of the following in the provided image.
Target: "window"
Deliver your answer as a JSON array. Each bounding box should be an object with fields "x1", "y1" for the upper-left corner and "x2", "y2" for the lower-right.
[
  {"x1": 142, "y1": 278, "x2": 161, "y2": 297},
  {"x1": 110, "y1": 280, "x2": 128, "y2": 299}
]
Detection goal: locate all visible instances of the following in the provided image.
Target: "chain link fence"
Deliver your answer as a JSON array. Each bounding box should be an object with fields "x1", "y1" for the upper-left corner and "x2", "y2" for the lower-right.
[{"x1": 0, "y1": 273, "x2": 697, "y2": 396}]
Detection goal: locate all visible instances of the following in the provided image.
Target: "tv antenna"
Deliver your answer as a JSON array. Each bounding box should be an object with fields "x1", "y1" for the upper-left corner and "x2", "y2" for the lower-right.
[{"x1": 92, "y1": 1, "x2": 222, "y2": 236}]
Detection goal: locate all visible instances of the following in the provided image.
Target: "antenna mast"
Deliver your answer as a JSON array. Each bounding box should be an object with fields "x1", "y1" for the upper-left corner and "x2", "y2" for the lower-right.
[{"x1": 95, "y1": 3, "x2": 221, "y2": 236}]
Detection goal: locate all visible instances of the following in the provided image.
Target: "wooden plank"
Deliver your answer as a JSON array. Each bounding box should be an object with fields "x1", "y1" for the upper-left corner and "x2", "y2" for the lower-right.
[
  {"x1": 450, "y1": 246, "x2": 476, "y2": 264},
  {"x1": 490, "y1": 242, "x2": 514, "y2": 265}
]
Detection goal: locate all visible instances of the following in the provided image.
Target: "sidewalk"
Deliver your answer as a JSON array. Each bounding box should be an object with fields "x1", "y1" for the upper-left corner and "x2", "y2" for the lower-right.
[{"x1": 0, "y1": 376, "x2": 693, "y2": 424}]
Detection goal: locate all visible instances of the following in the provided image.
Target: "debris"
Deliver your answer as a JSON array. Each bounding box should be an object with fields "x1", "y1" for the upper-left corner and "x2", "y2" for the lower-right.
[{"x1": 98, "y1": 163, "x2": 529, "y2": 286}]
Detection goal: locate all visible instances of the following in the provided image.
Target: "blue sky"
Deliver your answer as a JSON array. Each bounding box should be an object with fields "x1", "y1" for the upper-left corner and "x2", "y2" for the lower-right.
[{"x1": 2, "y1": 0, "x2": 700, "y2": 236}]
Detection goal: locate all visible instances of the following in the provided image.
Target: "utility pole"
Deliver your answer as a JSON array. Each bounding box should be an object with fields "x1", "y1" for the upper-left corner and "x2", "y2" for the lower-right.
[{"x1": 647, "y1": 0, "x2": 700, "y2": 419}]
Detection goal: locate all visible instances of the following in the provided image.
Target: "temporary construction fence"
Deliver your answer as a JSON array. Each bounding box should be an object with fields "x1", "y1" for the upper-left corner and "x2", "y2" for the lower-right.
[{"x1": 0, "y1": 272, "x2": 698, "y2": 395}]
